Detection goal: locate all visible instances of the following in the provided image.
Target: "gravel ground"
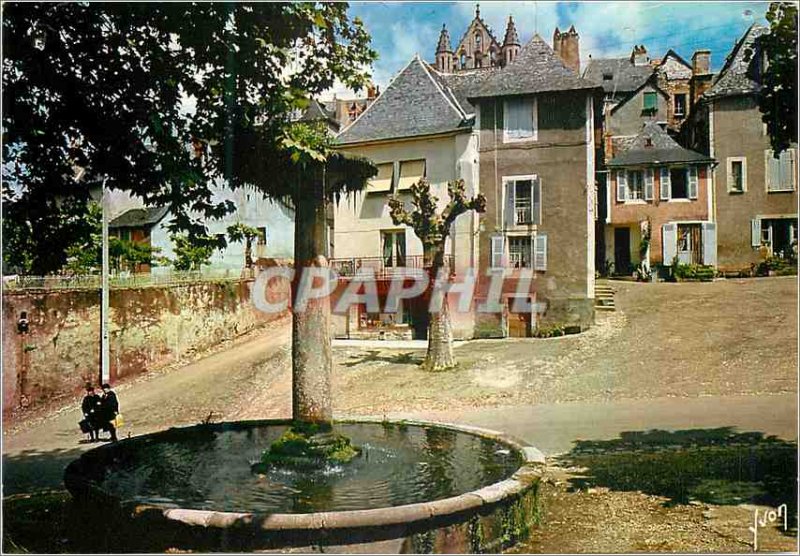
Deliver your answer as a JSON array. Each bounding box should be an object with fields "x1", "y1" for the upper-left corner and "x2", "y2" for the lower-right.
[{"x1": 333, "y1": 277, "x2": 798, "y2": 415}]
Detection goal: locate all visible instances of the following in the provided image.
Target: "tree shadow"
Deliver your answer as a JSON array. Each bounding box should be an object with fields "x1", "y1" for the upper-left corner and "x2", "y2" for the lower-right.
[
  {"x1": 341, "y1": 350, "x2": 423, "y2": 367},
  {"x1": 556, "y1": 427, "x2": 798, "y2": 534}
]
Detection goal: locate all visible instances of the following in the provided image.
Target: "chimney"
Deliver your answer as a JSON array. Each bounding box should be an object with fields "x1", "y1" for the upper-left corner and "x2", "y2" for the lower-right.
[
  {"x1": 553, "y1": 25, "x2": 580, "y2": 74},
  {"x1": 692, "y1": 50, "x2": 711, "y2": 75},
  {"x1": 631, "y1": 45, "x2": 649, "y2": 66},
  {"x1": 690, "y1": 49, "x2": 713, "y2": 105}
]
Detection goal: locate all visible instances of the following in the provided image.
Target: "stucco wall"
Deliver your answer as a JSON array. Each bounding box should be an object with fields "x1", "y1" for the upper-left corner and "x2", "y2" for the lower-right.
[
  {"x1": 608, "y1": 83, "x2": 669, "y2": 138},
  {"x1": 334, "y1": 132, "x2": 479, "y2": 272},
  {"x1": 711, "y1": 96, "x2": 798, "y2": 271},
  {"x1": 476, "y1": 91, "x2": 595, "y2": 330},
  {"x1": 2, "y1": 278, "x2": 288, "y2": 419}
]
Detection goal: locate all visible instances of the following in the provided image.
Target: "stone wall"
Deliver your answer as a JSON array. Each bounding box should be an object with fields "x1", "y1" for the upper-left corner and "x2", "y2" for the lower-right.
[{"x1": 2, "y1": 277, "x2": 288, "y2": 419}]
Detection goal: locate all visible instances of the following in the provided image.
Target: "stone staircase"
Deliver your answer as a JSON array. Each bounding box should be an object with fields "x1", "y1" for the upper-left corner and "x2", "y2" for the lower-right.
[{"x1": 594, "y1": 280, "x2": 616, "y2": 312}]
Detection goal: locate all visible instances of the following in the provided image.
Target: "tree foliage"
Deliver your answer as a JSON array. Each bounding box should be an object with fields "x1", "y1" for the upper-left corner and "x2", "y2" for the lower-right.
[
  {"x1": 3, "y1": 3, "x2": 376, "y2": 274},
  {"x1": 170, "y1": 234, "x2": 219, "y2": 271},
  {"x1": 747, "y1": 2, "x2": 798, "y2": 154}
]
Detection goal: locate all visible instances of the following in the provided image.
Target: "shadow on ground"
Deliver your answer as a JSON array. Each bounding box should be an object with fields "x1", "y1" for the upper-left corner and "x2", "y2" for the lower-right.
[
  {"x1": 557, "y1": 427, "x2": 797, "y2": 532},
  {"x1": 342, "y1": 350, "x2": 423, "y2": 367}
]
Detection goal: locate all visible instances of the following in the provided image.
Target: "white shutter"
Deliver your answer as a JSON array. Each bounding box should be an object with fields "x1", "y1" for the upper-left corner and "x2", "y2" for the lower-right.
[
  {"x1": 532, "y1": 178, "x2": 542, "y2": 225},
  {"x1": 701, "y1": 222, "x2": 717, "y2": 266},
  {"x1": 662, "y1": 223, "x2": 677, "y2": 264},
  {"x1": 616, "y1": 171, "x2": 627, "y2": 202},
  {"x1": 751, "y1": 218, "x2": 762, "y2": 247},
  {"x1": 644, "y1": 169, "x2": 654, "y2": 200},
  {"x1": 505, "y1": 181, "x2": 516, "y2": 228},
  {"x1": 660, "y1": 167, "x2": 671, "y2": 200},
  {"x1": 534, "y1": 233, "x2": 547, "y2": 271},
  {"x1": 688, "y1": 166, "x2": 698, "y2": 199},
  {"x1": 491, "y1": 235, "x2": 506, "y2": 268}
]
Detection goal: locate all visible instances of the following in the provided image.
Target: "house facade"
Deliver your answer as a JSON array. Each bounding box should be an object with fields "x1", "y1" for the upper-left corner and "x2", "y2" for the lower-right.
[
  {"x1": 604, "y1": 122, "x2": 715, "y2": 273},
  {"x1": 467, "y1": 35, "x2": 600, "y2": 336},
  {"x1": 333, "y1": 56, "x2": 479, "y2": 340},
  {"x1": 684, "y1": 24, "x2": 798, "y2": 272},
  {"x1": 109, "y1": 185, "x2": 295, "y2": 273},
  {"x1": 332, "y1": 23, "x2": 599, "y2": 339}
]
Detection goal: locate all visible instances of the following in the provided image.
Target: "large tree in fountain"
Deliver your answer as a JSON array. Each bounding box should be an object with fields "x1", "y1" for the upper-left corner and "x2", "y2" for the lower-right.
[
  {"x1": 388, "y1": 179, "x2": 486, "y2": 371},
  {"x1": 3, "y1": 3, "x2": 376, "y2": 429}
]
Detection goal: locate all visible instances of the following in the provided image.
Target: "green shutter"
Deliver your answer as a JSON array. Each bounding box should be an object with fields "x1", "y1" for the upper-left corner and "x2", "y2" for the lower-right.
[{"x1": 643, "y1": 92, "x2": 657, "y2": 111}]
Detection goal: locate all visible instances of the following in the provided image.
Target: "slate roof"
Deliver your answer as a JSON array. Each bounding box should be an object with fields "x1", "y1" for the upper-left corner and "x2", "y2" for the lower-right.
[
  {"x1": 704, "y1": 24, "x2": 768, "y2": 100},
  {"x1": 109, "y1": 206, "x2": 169, "y2": 228},
  {"x1": 583, "y1": 57, "x2": 654, "y2": 95},
  {"x1": 466, "y1": 35, "x2": 599, "y2": 99},
  {"x1": 607, "y1": 121, "x2": 714, "y2": 167},
  {"x1": 298, "y1": 99, "x2": 338, "y2": 129},
  {"x1": 335, "y1": 57, "x2": 470, "y2": 145}
]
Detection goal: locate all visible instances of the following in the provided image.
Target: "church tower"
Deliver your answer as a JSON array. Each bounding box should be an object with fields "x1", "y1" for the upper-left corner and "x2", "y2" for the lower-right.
[
  {"x1": 502, "y1": 16, "x2": 520, "y2": 66},
  {"x1": 435, "y1": 23, "x2": 454, "y2": 73}
]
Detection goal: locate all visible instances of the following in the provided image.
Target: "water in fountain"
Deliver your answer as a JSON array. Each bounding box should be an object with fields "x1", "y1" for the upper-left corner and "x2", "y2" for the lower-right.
[{"x1": 95, "y1": 423, "x2": 521, "y2": 513}]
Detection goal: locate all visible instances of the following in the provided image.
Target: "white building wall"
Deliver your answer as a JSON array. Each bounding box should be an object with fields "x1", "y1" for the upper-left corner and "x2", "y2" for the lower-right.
[{"x1": 334, "y1": 132, "x2": 476, "y2": 271}]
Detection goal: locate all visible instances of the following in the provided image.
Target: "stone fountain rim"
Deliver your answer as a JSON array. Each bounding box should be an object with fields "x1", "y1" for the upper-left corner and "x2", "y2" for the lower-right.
[{"x1": 65, "y1": 417, "x2": 545, "y2": 533}]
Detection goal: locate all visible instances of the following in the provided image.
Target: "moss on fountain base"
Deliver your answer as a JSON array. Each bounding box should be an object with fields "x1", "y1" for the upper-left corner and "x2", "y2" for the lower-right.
[{"x1": 253, "y1": 423, "x2": 361, "y2": 471}]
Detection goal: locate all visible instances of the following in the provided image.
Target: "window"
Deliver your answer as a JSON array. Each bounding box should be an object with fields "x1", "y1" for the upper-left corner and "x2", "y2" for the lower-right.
[
  {"x1": 766, "y1": 149, "x2": 796, "y2": 192},
  {"x1": 729, "y1": 159, "x2": 744, "y2": 192},
  {"x1": 670, "y1": 168, "x2": 688, "y2": 199},
  {"x1": 509, "y1": 237, "x2": 532, "y2": 268},
  {"x1": 381, "y1": 231, "x2": 406, "y2": 267},
  {"x1": 602, "y1": 72, "x2": 613, "y2": 81},
  {"x1": 504, "y1": 177, "x2": 541, "y2": 227},
  {"x1": 460, "y1": 52, "x2": 466, "y2": 68},
  {"x1": 674, "y1": 94, "x2": 687, "y2": 117},
  {"x1": 475, "y1": 33, "x2": 482, "y2": 49},
  {"x1": 643, "y1": 92, "x2": 658, "y2": 112},
  {"x1": 628, "y1": 170, "x2": 644, "y2": 200},
  {"x1": 397, "y1": 159, "x2": 425, "y2": 191},
  {"x1": 256, "y1": 227, "x2": 267, "y2": 246},
  {"x1": 503, "y1": 98, "x2": 537, "y2": 142},
  {"x1": 367, "y1": 162, "x2": 393, "y2": 193}
]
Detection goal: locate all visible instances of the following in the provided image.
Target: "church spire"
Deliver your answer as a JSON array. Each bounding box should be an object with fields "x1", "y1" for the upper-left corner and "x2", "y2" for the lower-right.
[
  {"x1": 436, "y1": 23, "x2": 452, "y2": 54},
  {"x1": 503, "y1": 15, "x2": 520, "y2": 47},
  {"x1": 475, "y1": 3, "x2": 480, "y2": 19}
]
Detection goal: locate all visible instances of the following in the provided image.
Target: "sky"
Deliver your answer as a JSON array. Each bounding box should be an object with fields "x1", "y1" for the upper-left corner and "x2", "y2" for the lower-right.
[{"x1": 322, "y1": 1, "x2": 771, "y2": 100}]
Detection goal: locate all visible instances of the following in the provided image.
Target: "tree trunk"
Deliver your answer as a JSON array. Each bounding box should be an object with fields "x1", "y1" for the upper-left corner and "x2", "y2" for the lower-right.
[
  {"x1": 423, "y1": 244, "x2": 456, "y2": 371},
  {"x1": 292, "y1": 184, "x2": 332, "y2": 425}
]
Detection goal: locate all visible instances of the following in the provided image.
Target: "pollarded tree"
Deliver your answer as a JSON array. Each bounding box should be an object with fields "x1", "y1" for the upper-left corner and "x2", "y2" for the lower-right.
[{"x1": 388, "y1": 179, "x2": 486, "y2": 371}]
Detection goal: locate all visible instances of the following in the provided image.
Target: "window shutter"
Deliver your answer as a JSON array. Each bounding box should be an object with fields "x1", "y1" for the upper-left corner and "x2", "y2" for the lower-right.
[
  {"x1": 532, "y1": 178, "x2": 542, "y2": 225},
  {"x1": 491, "y1": 235, "x2": 506, "y2": 268},
  {"x1": 688, "y1": 166, "x2": 698, "y2": 199},
  {"x1": 534, "y1": 233, "x2": 548, "y2": 271},
  {"x1": 789, "y1": 148, "x2": 797, "y2": 190},
  {"x1": 644, "y1": 169, "x2": 654, "y2": 200},
  {"x1": 701, "y1": 222, "x2": 717, "y2": 266},
  {"x1": 660, "y1": 167, "x2": 671, "y2": 200},
  {"x1": 505, "y1": 181, "x2": 516, "y2": 228},
  {"x1": 751, "y1": 218, "x2": 761, "y2": 247},
  {"x1": 616, "y1": 171, "x2": 627, "y2": 202},
  {"x1": 662, "y1": 223, "x2": 677, "y2": 264}
]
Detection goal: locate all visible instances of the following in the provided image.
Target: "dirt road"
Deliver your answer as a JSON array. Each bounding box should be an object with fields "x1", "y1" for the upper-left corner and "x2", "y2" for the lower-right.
[{"x1": 3, "y1": 315, "x2": 292, "y2": 495}]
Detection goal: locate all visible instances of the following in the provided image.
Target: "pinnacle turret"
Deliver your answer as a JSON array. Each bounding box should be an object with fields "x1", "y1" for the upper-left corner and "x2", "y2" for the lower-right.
[
  {"x1": 503, "y1": 16, "x2": 520, "y2": 47},
  {"x1": 436, "y1": 23, "x2": 452, "y2": 54}
]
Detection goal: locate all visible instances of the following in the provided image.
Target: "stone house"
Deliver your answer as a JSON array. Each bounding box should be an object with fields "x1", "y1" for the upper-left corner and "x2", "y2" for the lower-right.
[
  {"x1": 683, "y1": 24, "x2": 798, "y2": 272},
  {"x1": 604, "y1": 122, "x2": 715, "y2": 274},
  {"x1": 332, "y1": 27, "x2": 599, "y2": 339}
]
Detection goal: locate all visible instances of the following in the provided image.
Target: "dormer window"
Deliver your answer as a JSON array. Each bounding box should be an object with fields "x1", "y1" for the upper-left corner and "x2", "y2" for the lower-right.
[
  {"x1": 602, "y1": 72, "x2": 613, "y2": 81},
  {"x1": 475, "y1": 32, "x2": 482, "y2": 49},
  {"x1": 645, "y1": 138, "x2": 653, "y2": 147}
]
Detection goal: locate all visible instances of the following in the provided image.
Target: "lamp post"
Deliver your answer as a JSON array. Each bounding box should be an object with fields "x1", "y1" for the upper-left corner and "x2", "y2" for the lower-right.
[{"x1": 100, "y1": 177, "x2": 110, "y2": 385}]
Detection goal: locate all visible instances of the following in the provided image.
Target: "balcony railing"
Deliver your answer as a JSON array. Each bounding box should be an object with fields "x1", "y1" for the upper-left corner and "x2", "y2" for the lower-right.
[{"x1": 330, "y1": 255, "x2": 454, "y2": 280}]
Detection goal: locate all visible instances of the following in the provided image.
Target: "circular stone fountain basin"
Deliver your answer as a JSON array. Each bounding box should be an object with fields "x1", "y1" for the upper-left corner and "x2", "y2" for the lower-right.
[{"x1": 65, "y1": 418, "x2": 545, "y2": 552}]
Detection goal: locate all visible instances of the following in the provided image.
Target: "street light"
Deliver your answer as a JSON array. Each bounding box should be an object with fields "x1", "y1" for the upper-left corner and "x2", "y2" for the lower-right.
[{"x1": 100, "y1": 177, "x2": 110, "y2": 385}]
